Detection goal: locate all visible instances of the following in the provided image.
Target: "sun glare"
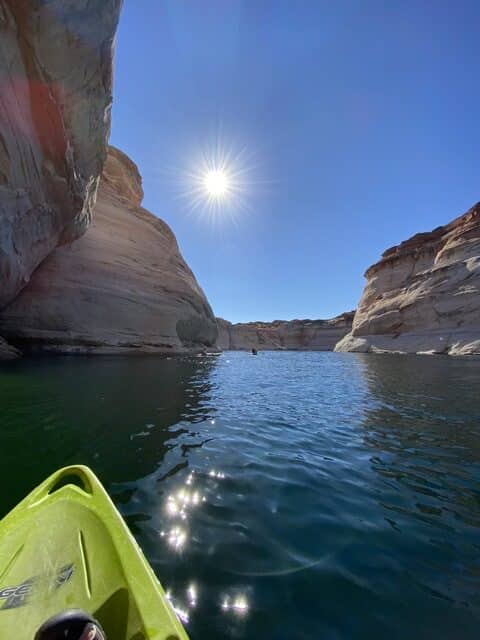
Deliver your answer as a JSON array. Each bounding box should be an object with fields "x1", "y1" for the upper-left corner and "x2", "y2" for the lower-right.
[
  {"x1": 204, "y1": 169, "x2": 229, "y2": 198},
  {"x1": 162, "y1": 132, "x2": 264, "y2": 224}
]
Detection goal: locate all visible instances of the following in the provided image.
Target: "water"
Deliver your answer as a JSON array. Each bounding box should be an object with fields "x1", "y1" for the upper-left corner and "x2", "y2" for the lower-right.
[{"x1": 1, "y1": 352, "x2": 480, "y2": 639}]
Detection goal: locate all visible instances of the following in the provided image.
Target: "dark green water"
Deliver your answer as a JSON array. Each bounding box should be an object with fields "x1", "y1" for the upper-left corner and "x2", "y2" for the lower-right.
[{"x1": 1, "y1": 352, "x2": 480, "y2": 639}]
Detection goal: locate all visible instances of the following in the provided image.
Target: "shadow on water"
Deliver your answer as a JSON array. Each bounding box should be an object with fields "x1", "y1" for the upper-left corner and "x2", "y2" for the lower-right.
[{"x1": 0, "y1": 355, "x2": 218, "y2": 517}]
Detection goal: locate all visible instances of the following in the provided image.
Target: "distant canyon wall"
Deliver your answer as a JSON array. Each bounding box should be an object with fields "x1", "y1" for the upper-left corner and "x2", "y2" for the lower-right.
[
  {"x1": 335, "y1": 203, "x2": 480, "y2": 356},
  {"x1": 3, "y1": 2, "x2": 478, "y2": 361},
  {"x1": 0, "y1": 146, "x2": 218, "y2": 354},
  {"x1": 217, "y1": 313, "x2": 354, "y2": 351}
]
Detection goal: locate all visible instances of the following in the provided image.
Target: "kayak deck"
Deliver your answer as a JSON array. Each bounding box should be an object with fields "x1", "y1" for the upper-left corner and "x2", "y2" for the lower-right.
[{"x1": 0, "y1": 465, "x2": 188, "y2": 640}]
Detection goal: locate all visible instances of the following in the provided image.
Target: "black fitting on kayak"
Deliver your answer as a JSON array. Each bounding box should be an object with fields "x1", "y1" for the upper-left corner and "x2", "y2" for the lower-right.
[{"x1": 34, "y1": 609, "x2": 106, "y2": 640}]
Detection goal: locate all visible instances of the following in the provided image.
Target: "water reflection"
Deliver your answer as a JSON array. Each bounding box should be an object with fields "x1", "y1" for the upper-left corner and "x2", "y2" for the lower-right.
[
  {"x1": 0, "y1": 355, "x2": 218, "y2": 513},
  {"x1": 157, "y1": 462, "x2": 249, "y2": 626},
  {"x1": 164, "y1": 526, "x2": 187, "y2": 551},
  {"x1": 160, "y1": 471, "x2": 207, "y2": 555},
  {"x1": 187, "y1": 583, "x2": 198, "y2": 607},
  {"x1": 359, "y1": 354, "x2": 480, "y2": 508},
  {"x1": 166, "y1": 589, "x2": 190, "y2": 625},
  {"x1": 209, "y1": 469, "x2": 226, "y2": 479},
  {"x1": 358, "y1": 354, "x2": 480, "y2": 619},
  {"x1": 2, "y1": 352, "x2": 480, "y2": 638},
  {"x1": 0, "y1": 354, "x2": 244, "y2": 631},
  {"x1": 221, "y1": 594, "x2": 249, "y2": 615}
]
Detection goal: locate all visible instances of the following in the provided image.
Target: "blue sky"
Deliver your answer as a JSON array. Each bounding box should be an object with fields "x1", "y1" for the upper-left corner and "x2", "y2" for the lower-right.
[{"x1": 111, "y1": 0, "x2": 479, "y2": 323}]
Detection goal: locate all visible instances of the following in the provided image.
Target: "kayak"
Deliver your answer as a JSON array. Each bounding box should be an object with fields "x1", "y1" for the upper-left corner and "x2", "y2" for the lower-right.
[{"x1": 0, "y1": 465, "x2": 189, "y2": 640}]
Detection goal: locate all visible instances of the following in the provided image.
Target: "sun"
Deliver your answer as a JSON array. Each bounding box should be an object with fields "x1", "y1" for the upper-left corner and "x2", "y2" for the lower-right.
[
  {"x1": 165, "y1": 132, "x2": 263, "y2": 224},
  {"x1": 204, "y1": 169, "x2": 228, "y2": 198}
]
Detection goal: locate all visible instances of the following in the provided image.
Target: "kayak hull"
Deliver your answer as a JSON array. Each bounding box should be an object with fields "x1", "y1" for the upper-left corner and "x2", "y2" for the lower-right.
[{"x1": 0, "y1": 465, "x2": 188, "y2": 640}]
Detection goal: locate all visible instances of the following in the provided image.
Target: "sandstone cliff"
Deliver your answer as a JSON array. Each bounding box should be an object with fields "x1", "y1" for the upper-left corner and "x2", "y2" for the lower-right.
[
  {"x1": 0, "y1": 146, "x2": 218, "y2": 354},
  {"x1": 335, "y1": 203, "x2": 480, "y2": 355},
  {"x1": 0, "y1": 0, "x2": 122, "y2": 309},
  {"x1": 217, "y1": 313, "x2": 354, "y2": 351},
  {"x1": 0, "y1": 336, "x2": 20, "y2": 360}
]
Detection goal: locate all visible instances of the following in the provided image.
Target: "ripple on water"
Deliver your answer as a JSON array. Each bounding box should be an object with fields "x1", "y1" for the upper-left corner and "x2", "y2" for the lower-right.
[{"x1": 1, "y1": 352, "x2": 480, "y2": 638}]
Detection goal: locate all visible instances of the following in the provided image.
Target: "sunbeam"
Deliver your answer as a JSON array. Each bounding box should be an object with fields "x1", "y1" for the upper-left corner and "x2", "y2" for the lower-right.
[{"x1": 158, "y1": 132, "x2": 265, "y2": 226}]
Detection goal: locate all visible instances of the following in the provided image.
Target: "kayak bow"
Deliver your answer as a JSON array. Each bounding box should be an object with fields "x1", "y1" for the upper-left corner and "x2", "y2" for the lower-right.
[{"x1": 0, "y1": 465, "x2": 189, "y2": 640}]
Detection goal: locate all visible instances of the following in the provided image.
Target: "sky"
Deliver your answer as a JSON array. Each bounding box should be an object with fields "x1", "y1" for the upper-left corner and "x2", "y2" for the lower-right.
[{"x1": 111, "y1": 0, "x2": 479, "y2": 323}]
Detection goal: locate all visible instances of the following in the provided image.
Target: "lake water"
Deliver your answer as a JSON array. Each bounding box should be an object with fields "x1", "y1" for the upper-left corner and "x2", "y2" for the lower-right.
[{"x1": 1, "y1": 352, "x2": 479, "y2": 639}]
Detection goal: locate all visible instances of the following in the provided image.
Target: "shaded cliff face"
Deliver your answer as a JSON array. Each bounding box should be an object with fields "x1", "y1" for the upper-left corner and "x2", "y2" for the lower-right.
[
  {"x1": 0, "y1": 0, "x2": 122, "y2": 307},
  {"x1": 0, "y1": 146, "x2": 218, "y2": 354},
  {"x1": 336, "y1": 203, "x2": 480, "y2": 355},
  {"x1": 0, "y1": 336, "x2": 19, "y2": 360},
  {"x1": 217, "y1": 313, "x2": 354, "y2": 351}
]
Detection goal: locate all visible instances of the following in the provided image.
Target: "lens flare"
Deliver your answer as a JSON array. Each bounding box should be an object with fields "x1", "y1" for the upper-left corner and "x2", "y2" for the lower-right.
[
  {"x1": 159, "y1": 129, "x2": 265, "y2": 225},
  {"x1": 184, "y1": 143, "x2": 251, "y2": 223},
  {"x1": 204, "y1": 169, "x2": 228, "y2": 197}
]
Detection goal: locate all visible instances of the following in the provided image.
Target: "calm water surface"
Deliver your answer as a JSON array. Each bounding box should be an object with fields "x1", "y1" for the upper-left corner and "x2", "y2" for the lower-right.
[{"x1": 1, "y1": 352, "x2": 480, "y2": 639}]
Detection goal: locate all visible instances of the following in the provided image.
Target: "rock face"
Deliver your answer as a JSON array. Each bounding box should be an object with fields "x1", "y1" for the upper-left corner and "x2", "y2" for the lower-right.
[
  {"x1": 0, "y1": 0, "x2": 122, "y2": 308},
  {"x1": 0, "y1": 146, "x2": 218, "y2": 354},
  {"x1": 335, "y1": 203, "x2": 480, "y2": 355},
  {"x1": 217, "y1": 313, "x2": 354, "y2": 351},
  {"x1": 0, "y1": 336, "x2": 20, "y2": 360}
]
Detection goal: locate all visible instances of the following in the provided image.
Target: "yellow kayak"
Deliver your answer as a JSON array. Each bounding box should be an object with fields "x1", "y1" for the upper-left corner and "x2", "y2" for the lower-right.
[{"x1": 0, "y1": 465, "x2": 189, "y2": 639}]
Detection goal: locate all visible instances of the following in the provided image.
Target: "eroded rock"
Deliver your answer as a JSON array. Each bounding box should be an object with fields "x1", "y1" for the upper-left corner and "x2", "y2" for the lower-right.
[
  {"x1": 217, "y1": 313, "x2": 354, "y2": 351},
  {"x1": 0, "y1": 335, "x2": 20, "y2": 360},
  {"x1": 0, "y1": 0, "x2": 122, "y2": 307},
  {"x1": 335, "y1": 203, "x2": 480, "y2": 355},
  {"x1": 0, "y1": 146, "x2": 218, "y2": 354}
]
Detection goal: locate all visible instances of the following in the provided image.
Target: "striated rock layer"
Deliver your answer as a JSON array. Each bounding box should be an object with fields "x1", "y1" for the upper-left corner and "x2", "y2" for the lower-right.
[
  {"x1": 0, "y1": 336, "x2": 20, "y2": 360},
  {"x1": 0, "y1": 0, "x2": 122, "y2": 308},
  {"x1": 0, "y1": 146, "x2": 218, "y2": 354},
  {"x1": 217, "y1": 313, "x2": 354, "y2": 351},
  {"x1": 335, "y1": 203, "x2": 480, "y2": 355}
]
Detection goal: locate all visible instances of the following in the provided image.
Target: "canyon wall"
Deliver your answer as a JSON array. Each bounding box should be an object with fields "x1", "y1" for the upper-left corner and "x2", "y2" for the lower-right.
[
  {"x1": 0, "y1": 147, "x2": 218, "y2": 354},
  {"x1": 0, "y1": 1, "x2": 217, "y2": 358},
  {"x1": 217, "y1": 313, "x2": 354, "y2": 351},
  {"x1": 0, "y1": 336, "x2": 19, "y2": 360},
  {"x1": 335, "y1": 203, "x2": 480, "y2": 356},
  {"x1": 0, "y1": 0, "x2": 122, "y2": 307}
]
